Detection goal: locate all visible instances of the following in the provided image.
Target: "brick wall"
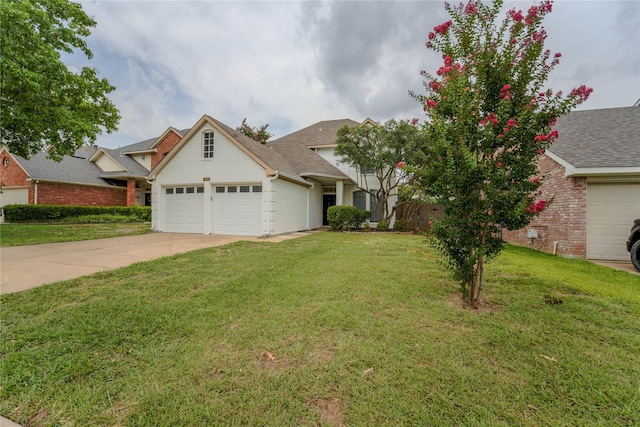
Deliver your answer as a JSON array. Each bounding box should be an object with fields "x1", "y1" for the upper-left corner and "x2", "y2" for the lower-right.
[
  {"x1": 35, "y1": 182, "x2": 127, "y2": 206},
  {"x1": 502, "y1": 155, "x2": 587, "y2": 258},
  {"x1": 151, "y1": 131, "x2": 182, "y2": 169},
  {"x1": 0, "y1": 153, "x2": 29, "y2": 186}
]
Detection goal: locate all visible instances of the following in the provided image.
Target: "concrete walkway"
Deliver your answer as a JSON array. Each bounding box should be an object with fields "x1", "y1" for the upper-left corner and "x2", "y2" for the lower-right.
[{"x1": 0, "y1": 230, "x2": 316, "y2": 294}]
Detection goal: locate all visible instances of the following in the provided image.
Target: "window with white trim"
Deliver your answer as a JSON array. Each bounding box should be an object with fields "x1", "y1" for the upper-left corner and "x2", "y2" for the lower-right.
[{"x1": 203, "y1": 132, "x2": 214, "y2": 158}]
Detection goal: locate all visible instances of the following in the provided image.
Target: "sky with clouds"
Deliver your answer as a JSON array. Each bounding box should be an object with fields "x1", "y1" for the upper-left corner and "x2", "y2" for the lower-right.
[{"x1": 65, "y1": 0, "x2": 640, "y2": 149}]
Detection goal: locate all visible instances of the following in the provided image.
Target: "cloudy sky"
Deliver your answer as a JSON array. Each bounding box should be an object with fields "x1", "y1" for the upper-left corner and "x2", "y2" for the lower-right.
[{"x1": 65, "y1": 0, "x2": 640, "y2": 149}]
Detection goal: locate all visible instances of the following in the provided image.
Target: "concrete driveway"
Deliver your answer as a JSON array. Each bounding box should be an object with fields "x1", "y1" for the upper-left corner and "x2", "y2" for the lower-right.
[{"x1": 1, "y1": 231, "x2": 314, "y2": 294}]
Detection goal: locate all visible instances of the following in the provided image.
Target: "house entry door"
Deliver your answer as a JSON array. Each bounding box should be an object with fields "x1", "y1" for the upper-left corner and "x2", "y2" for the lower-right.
[{"x1": 322, "y1": 194, "x2": 336, "y2": 226}]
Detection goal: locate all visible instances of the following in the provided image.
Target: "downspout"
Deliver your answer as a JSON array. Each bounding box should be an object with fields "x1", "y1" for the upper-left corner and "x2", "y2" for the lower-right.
[
  {"x1": 146, "y1": 179, "x2": 154, "y2": 230},
  {"x1": 307, "y1": 180, "x2": 315, "y2": 231},
  {"x1": 34, "y1": 180, "x2": 39, "y2": 204},
  {"x1": 267, "y1": 171, "x2": 280, "y2": 237}
]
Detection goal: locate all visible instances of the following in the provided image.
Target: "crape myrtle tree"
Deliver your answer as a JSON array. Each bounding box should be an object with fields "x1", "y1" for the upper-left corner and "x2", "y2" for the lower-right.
[
  {"x1": 405, "y1": 0, "x2": 592, "y2": 307},
  {"x1": 335, "y1": 119, "x2": 421, "y2": 224},
  {"x1": 236, "y1": 118, "x2": 274, "y2": 144},
  {"x1": 0, "y1": 0, "x2": 120, "y2": 161}
]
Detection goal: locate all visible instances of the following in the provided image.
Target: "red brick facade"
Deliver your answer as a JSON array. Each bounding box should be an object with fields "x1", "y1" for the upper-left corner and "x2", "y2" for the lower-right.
[
  {"x1": 151, "y1": 131, "x2": 182, "y2": 169},
  {"x1": 502, "y1": 155, "x2": 587, "y2": 258},
  {"x1": 33, "y1": 181, "x2": 127, "y2": 206},
  {"x1": 0, "y1": 153, "x2": 29, "y2": 187}
]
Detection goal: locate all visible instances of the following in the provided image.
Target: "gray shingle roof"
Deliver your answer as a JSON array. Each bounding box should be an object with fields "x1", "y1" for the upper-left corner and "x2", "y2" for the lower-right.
[
  {"x1": 267, "y1": 119, "x2": 358, "y2": 179},
  {"x1": 266, "y1": 137, "x2": 349, "y2": 179},
  {"x1": 101, "y1": 147, "x2": 150, "y2": 177},
  {"x1": 272, "y1": 119, "x2": 360, "y2": 147},
  {"x1": 120, "y1": 128, "x2": 190, "y2": 153},
  {"x1": 209, "y1": 117, "x2": 304, "y2": 180},
  {"x1": 548, "y1": 106, "x2": 640, "y2": 168},
  {"x1": 14, "y1": 147, "x2": 114, "y2": 186}
]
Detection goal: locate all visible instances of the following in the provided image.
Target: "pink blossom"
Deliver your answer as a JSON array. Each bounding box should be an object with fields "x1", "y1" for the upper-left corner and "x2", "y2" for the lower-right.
[
  {"x1": 464, "y1": 1, "x2": 478, "y2": 15},
  {"x1": 444, "y1": 54, "x2": 453, "y2": 66},
  {"x1": 499, "y1": 84, "x2": 513, "y2": 99},
  {"x1": 411, "y1": 118, "x2": 419, "y2": 126},
  {"x1": 508, "y1": 9, "x2": 524, "y2": 22},
  {"x1": 428, "y1": 32, "x2": 436, "y2": 40},
  {"x1": 526, "y1": 199, "x2": 547, "y2": 215},
  {"x1": 529, "y1": 176, "x2": 540, "y2": 183},
  {"x1": 429, "y1": 81, "x2": 442, "y2": 92},
  {"x1": 497, "y1": 134, "x2": 505, "y2": 139},
  {"x1": 434, "y1": 20, "x2": 452, "y2": 35},
  {"x1": 397, "y1": 161, "x2": 406, "y2": 169},
  {"x1": 424, "y1": 99, "x2": 438, "y2": 109},
  {"x1": 496, "y1": 161, "x2": 503, "y2": 167},
  {"x1": 569, "y1": 85, "x2": 593, "y2": 103},
  {"x1": 536, "y1": 148, "x2": 543, "y2": 155},
  {"x1": 480, "y1": 112, "x2": 499, "y2": 126}
]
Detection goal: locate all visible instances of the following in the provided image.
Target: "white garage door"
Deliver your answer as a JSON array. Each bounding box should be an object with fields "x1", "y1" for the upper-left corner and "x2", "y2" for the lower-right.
[
  {"x1": 213, "y1": 184, "x2": 262, "y2": 236},
  {"x1": 0, "y1": 187, "x2": 28, "y2": 220},
  {"x1": 162, "y1": 186, "x2": 204, "y2": 233},
  {"x1": 587, "y1": 183, "x2": 640, "y2": 260}
]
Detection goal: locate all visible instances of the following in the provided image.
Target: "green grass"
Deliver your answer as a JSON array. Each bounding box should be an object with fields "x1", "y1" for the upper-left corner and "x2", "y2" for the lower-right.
[
  {"x1": 0, "y1": 223, "x2": 151, "y2": 247},
  {"x1": 1, "y1": 233, "x2": 639, "y2": 426}
]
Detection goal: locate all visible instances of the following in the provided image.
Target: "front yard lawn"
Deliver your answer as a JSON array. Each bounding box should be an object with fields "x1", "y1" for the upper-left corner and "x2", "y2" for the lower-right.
[
  {"x1": 0, "y1": 223, "x2": 151, "y2": 247},
  {"x1": 1, "y1": 233, "x2": 639, "y2": 425}
]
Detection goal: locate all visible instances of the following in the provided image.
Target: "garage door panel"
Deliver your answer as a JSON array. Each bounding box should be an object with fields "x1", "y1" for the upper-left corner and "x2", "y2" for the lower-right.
[
  {"x1": 587, "y1": 183, "x2": 640, "y2": 260},
  {"x1": 213, "y1": 186, "x2": 262, "y2": 236},
  {"x1": 163, "y1": 187, "x2": 204, "y2": 233}
]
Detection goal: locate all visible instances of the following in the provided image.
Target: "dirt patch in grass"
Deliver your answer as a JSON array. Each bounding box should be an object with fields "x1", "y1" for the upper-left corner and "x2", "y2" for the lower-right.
[
  {"x1": 448, "y1": 292, "x2": 500, "y2": 312},
  {"x1": 308, "y1": 397, "x2": 345, "y2": 427}
]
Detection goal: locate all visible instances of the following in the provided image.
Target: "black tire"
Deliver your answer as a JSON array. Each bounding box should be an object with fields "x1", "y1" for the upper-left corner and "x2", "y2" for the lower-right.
[{"x1": 631, "y1": 240, "x2": 640, "y2": 272}]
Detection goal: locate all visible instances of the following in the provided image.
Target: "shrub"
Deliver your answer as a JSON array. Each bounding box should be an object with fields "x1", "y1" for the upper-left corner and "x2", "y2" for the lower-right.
[
  {"x1": 60, "y1": 214, "x2": 140, "y2": 224},
  {"x1": 363, "y1": 221, "x2": 372, "y2": 232},
  {"x1": 3, "y1": 204, "x2": 151, "y2": 223},
  {"x1": 393, "y1": 218, "x2": 409, "y2": 232},
  {"x1": 327, "y1": 205, "x2": 371, "y2": 231},
  {"x1": 376, "y1": 221, "x2": 389, "y2": 232}
]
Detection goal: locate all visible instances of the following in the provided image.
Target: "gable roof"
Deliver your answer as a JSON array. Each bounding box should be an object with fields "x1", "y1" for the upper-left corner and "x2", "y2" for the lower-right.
[
  {"x1": 8, "y1": 147, "x2": 116, "y2": 187},
  {"x1": 547, "y1": 106, "x2": 640, "y2": 176},
  {"x1": 148, "y1": 115, "x2": 309, "y2": 185},
  {"x1": 271, "y1": 119, "x2": 360, "y2": 148},
  {"x1": 120, "y1": 127, "x2": 189, "y2": 154}
]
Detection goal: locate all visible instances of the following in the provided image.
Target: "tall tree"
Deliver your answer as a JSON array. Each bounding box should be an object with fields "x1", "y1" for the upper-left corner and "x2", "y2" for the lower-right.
[
  {"x1": 335, "y1": 119, "x2": 420, "y2": 224},
  {"x1": 406, "y1": 0, "x2": 592, "y2": 307},
  {"x1": 236, "y1": 118, "x2": 273, "y2": 144},
  {"x1": 0, "y1": 0, "x2": 120, "y2": 160}
]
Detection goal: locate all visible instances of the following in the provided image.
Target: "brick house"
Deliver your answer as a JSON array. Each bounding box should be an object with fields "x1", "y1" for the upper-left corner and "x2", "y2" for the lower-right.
[
  {"x1": 0, "y1": 127, "x2": 187, "y2": 217},
  {"x1": 502, "y1": 106, "x2": 640, "y2": 261}
]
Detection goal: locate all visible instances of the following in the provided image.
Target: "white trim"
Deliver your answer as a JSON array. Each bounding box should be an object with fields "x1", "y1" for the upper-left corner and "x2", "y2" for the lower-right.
[{"x1": 545, "y1": 151, "x2": 640, "y2": 178}]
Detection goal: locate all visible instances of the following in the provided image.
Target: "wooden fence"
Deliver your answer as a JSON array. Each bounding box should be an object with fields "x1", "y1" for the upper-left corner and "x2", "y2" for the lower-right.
[{"x1": 395, "y1": 203, "x2": 445, "y2": 230}]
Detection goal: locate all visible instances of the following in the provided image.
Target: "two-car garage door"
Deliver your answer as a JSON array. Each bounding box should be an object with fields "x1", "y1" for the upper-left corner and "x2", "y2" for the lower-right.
[{"x1": 162, "y1": 184, "x2": 262, "y2": 236}]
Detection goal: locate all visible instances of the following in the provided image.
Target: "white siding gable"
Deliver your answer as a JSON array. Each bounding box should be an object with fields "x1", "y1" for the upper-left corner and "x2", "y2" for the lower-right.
[
  {"x1": 155, "y1": 124, "x2": 267, "y2": 186},
  {"x1": 94, "y1": 153, "x2": 125, "y2": 172}
]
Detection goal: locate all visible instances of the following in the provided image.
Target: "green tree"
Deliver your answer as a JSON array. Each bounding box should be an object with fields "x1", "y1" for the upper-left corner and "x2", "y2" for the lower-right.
[
  {"x1": 0, "y1": 0, "x2": 120, "y2": 160},
  {"x1": 406, "y1": 0, "x2": 592, "y2": 307},
  {"x1": 236, "y1": 118, "x2": 273, "y2": 144},
  {"x1": 335, "y1": 119, "x2": 420, "y2": 224}
]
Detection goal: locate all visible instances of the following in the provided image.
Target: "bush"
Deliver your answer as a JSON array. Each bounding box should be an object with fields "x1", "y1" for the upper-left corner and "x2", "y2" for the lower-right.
[
  {"x1": 3, "y1": 204, "x2": 151, "y2": 223},
  {"x1": 60, "y1": 214, "x2": 140, "y2": 224},
  {"x1": 327, "y1": 205, "x2": 371, "y2": 231},
  {"x1": 393, "y1": 218, "x2": 409, "y2": 232},
  {"x1": 376, "y1": 221, "x2": 389, "y2": 232}
]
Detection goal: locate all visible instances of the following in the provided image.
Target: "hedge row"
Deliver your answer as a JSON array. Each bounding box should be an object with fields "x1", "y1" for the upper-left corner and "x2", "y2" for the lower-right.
[
  {"x1": 3, "y1": 204, "x2": 151, "y2": 223},
  {"x1": 327, "y1": 205, "x2": 371, "y2": 231}
]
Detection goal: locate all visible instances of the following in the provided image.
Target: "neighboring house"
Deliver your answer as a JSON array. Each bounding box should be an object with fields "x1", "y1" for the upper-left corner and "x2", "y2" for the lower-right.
[
  {"x1": 502, "y1": 106, "x2": 640, "y2": 261},
  {"x1": 0, "y1": 128, "x2": 186, "y2": 217},
  {"x1": 147, "y1": 115, "x2": 394, "y2": 236}
]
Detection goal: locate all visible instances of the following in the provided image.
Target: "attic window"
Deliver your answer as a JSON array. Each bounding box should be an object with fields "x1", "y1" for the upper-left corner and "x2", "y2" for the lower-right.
[
  {"x1": 2, "y1": 157, "x2": 8, "y2": 167},
  {"x1": 203, "y1": 131, "x2": 214, "y2": 158}
]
